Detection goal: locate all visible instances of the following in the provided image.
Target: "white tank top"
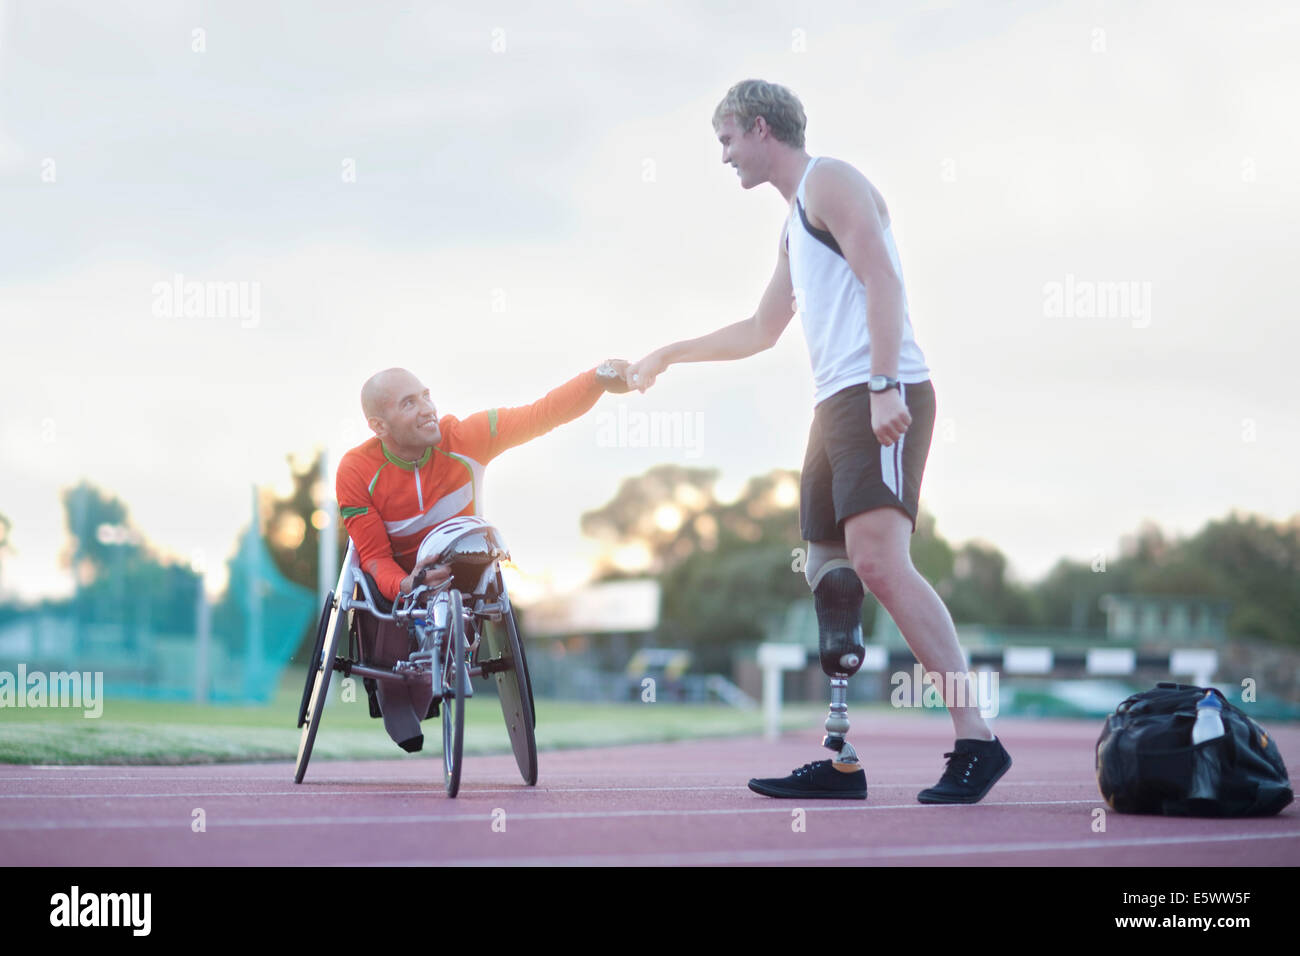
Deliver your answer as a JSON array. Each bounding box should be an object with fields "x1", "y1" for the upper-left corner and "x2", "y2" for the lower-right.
[{"x1": 786, "y1": 157, "x2": 930, "y2": 405}]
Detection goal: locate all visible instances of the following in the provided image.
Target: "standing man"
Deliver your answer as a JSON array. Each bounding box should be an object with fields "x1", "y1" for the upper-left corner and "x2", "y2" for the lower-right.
[{"x1": 626, "y1": 80, "x2": 1010, "y2": 804}]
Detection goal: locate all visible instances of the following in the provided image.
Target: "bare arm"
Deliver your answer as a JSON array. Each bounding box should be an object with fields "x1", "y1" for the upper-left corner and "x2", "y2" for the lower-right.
[
  {"x1": 807, "y1": 159, "x2": 912, "y2": 445},
  {"x1": 627, "y1": 240, "x2": 796, "y2": 391},
  {"x1": 807, "y1": 160, "x2": 904, "y2": 379}
]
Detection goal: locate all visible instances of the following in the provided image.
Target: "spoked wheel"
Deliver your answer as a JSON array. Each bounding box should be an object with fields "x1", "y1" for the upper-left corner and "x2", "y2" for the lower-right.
[
  {"x1": 485, "y1": 595, "x2": 538, "y2": 786},
  {"x1": 295, "y1": 593, "x2": 344, "y2": 784},
  {"x1": 441, "y1": 589, "x2": 467, "y2": 797}
]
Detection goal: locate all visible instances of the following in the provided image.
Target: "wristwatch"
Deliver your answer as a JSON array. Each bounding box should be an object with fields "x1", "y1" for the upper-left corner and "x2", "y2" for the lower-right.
[
  {"x1": 867, "y1": 375, "x2": 900, "y2": 393},
  {"x1": 596, "y1": 360, "x2": 633, "y2": 394}
]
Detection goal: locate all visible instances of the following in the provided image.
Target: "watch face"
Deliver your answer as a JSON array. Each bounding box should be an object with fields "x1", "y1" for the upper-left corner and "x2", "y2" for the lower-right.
[{"x1": 868, "y1": 376, "x2": 886, "y2": 391}]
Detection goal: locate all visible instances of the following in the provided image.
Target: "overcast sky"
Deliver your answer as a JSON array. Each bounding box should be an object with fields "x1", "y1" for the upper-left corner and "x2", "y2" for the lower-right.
[{"x1": 2, "y1": 0, "x2": 1297, "y2": 601}]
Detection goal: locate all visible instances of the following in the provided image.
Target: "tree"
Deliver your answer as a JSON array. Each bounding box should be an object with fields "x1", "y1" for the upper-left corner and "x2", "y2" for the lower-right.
[
  {"x1": 1028, "y1": 558, "x2": 1112, "y2": 631},
  {"x1": 581, "y1": 466, "x2": 809, "y2": 661},
  {"x1": 254, "y1": 450, "x2": 351, "y2": 662},
  {"x1": 263, "y1": 449, "x2": 348, "y2": 594},
  {"x1": 56, "y1": 481, "x2": 200, "y2": 635},
  {"x1": 1024, "y1": 511, "x2": 1300, "y2": 644},
  {"x1": 1182, "y1": 513, "x2": 1300, "y2": 645},
  {"x1": 60, "y1": 481, "x2": 142, "y2": 585},
  {"x1": 580, "y1": 465, "x2": 724, "y2": 577},
  {"x1": 945, "y1": 540, "x2": 1034, "y2": 627},
  {"x1": 909, "y1": 510, "x2": 955, "y2": 591}
]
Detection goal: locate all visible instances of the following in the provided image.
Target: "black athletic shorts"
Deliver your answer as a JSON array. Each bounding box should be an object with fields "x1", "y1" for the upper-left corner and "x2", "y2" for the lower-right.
[{"x1": 800, "y1": 380, "x2": 936, "y2": 542}]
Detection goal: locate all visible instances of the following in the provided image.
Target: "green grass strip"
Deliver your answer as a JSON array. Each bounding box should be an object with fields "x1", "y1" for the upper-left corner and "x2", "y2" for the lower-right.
[{"x1": 0, "y1": 669, "x2": 829, "y2": 765}]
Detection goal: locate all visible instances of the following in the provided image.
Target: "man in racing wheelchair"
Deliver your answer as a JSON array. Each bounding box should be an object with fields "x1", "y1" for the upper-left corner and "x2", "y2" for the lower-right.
[{"x1": 336, "y1": 360, "x2": 632, "y2": 753}]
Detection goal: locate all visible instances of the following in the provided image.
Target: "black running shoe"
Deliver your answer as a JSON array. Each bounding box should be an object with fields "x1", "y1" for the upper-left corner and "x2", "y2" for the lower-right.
[
  {"x1": 748, "y1": 759, "x2": 867, "y2": 800},
  {"x1": 917, "y1": 737, "x2": 1011, "y2": 804}
]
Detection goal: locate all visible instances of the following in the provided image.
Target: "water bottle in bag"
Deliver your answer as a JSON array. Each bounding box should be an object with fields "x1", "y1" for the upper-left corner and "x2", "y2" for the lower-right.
[
  {"x1": 1192, "y1": 691, "x2": 1224, "y2": 744},
  {"x1": 1188, "y1": 691, "x2": 1225, "y2": 801}
]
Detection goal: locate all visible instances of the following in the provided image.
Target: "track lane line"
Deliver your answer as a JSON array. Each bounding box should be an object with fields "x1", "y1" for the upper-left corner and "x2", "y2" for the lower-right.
[
  {"x1": 0, "y1": 799, "x2": 1108, "y2": 829},
  {"x1": 0, "y1": 780, "x2": 1102, "y2": 793},
  {"x1": 335, "y1": 830, "x2": 1300, "y2": 867}
]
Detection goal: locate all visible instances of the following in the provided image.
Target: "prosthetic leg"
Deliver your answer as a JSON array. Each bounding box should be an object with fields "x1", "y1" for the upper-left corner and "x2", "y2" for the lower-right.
[
  {"x1": 808, "y1": 546, "x2": 867, "y2": 768},
  {"x1": 746, "y1": 546, "x2": 869, "y2": 799}
]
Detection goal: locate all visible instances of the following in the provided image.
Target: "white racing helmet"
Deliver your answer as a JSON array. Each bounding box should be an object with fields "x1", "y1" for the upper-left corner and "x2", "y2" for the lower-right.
[{"x1": 415, "y1": 515, "x2": 510, "y2": 569}]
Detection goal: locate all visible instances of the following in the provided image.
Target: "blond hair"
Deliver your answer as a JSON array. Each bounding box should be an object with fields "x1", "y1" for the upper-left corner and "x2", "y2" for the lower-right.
[{"x1": 712, "y1": 79, "x2": 806, "y2": 148}]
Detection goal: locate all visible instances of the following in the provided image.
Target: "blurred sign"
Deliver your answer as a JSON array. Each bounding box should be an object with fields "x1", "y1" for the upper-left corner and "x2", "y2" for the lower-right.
[
  {"x1": 523, "y1": 580, "x2": 660, "y2": 636},
  {"x1": 757, "y1": 643, "x2": 806, "y2": 669}
]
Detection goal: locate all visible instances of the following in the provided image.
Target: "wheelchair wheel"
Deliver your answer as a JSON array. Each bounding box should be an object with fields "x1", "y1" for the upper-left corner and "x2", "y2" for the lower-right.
[
  {"x1": 297, "y1": 590, "x2": 334, "y2": 729},
  {"x1": 441, "y1": 589, "x2": 466, "y2": 797},
  {"x1": 295, "y1": 594, "x2": 345, "y2": 784},
  {"x1": 506, "y1": 605, "x2": 536, "y2": 730},
  {"x1": 486, "y1": 601, "x2": 538, "y2": 786},
  {"x1": 494, "y1": 569, "x2": 535, "y2": 729}
]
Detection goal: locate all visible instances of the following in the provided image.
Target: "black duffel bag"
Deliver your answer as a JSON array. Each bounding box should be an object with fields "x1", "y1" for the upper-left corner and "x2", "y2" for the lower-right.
[{"x1": 1096, "y1": 682, "x2": 1293, "y2": 817}]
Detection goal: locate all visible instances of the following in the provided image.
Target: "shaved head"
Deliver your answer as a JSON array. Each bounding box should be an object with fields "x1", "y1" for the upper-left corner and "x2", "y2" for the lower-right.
[
  {"x1": 361, "y1": 368, "x2": 419, "y2": 421},
  {"x1": 359, "y1": 367, "x2": 441, "y2": 460}
]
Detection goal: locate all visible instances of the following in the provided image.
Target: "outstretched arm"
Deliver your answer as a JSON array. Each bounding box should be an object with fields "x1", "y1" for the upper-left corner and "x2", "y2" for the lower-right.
[
  {"x1": 459, "y1": 362, "x2": 629, "y2": 463},
  {"x1": 626, "y1": 238, "x2": 796, "y2": 392}
]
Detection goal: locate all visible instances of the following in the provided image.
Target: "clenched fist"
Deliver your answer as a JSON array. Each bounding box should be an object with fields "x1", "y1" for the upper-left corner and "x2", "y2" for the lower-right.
[
  {"x1": 870, "y1": 389, "x2": 912, "y2": 446},
  {"x1": 596, "y1": 359, "x2": 634, "y2": 393}
]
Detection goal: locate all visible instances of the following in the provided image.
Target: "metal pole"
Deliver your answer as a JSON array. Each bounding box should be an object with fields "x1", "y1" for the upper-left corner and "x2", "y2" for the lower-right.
[
  {"x1": 318, "y1": 450, "x2": 337, "y2": 610},
  {"x1": 194, "y1": 577, "x2": 210, "y2": 704},
  {"x1": 245, "y1": 485, "x2": 264, "y2": 698},
  {"x1": 763, "y1": 665, "x2": 782, "y2": 740}
]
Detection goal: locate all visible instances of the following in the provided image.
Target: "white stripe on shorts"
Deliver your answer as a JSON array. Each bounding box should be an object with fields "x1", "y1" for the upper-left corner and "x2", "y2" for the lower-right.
[{"x1": 879, "y1": 383, "x2": 906, "y2": 500}]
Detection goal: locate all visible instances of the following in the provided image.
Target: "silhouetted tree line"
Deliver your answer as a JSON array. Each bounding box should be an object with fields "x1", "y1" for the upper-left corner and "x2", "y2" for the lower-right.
[{"x1": 8, "y1": 462, "x2": 1295, "y2": 669}]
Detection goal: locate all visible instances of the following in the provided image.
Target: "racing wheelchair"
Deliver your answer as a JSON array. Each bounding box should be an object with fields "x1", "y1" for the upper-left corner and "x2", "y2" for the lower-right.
[{"x1": 294, "y1": 515, "x2": 536, "y2": 797}]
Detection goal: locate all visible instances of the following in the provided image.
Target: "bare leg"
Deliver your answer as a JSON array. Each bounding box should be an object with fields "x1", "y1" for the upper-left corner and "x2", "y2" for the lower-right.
[{"x1": 842, "y1": 508, "x2": 992, "y2": 741}]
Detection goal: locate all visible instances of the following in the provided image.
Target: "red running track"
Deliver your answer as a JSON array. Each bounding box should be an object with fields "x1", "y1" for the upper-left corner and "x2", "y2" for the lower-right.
[{"x1": 2, "y1": 714, "x2": 1297, "y2": 866}]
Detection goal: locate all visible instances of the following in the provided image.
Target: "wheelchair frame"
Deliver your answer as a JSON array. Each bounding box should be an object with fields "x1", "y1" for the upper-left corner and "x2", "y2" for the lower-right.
[{"x1": 294, "y1": 533, "x2": 537, "y2": 797}]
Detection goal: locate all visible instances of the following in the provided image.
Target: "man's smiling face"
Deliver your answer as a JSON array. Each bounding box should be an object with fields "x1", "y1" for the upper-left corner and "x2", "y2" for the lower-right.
[
  {"x1": 362, "y1": 368, "x2": 441, "y2": 456},
  {"x1": 716, "y1": 113, "x2": 764, "y2": 189},
  {"x1": 387, "y1": 376, "x2": 441, "y2": 450}
]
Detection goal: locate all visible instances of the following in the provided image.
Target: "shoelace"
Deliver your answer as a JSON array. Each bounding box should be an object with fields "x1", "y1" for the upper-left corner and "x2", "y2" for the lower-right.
[
  {"x1": 789, "y1": 761, "x2": 822, "y2": 778},
  {"x1": 937, "y1": 751, "x2": 980, "y2": 788}
]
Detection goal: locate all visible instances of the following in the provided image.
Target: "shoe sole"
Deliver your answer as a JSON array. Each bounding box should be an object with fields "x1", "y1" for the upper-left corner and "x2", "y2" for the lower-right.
[
  {"x1": 748, "y1": 780, "x2": 867, "y2": 800},
  {"x1": 916, "y1": 755, "x2": 1012, "y2": 805}
]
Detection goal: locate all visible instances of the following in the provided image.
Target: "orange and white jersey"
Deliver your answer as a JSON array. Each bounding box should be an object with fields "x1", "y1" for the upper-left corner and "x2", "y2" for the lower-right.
[{"x1": 336, "y1": 368, "x2": 603, "y2": 599}]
